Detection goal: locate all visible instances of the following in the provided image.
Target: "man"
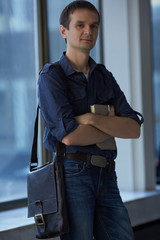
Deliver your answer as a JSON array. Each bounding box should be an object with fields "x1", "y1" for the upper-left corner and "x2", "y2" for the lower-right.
[{"x1": 38, "y1": 1, "x2": 143, "y2": 239}]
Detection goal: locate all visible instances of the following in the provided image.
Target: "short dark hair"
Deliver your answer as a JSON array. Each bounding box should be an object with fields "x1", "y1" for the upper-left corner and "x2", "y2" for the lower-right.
[{"x1": 59, "y1": 0, "x2": 100, "y2": 29}]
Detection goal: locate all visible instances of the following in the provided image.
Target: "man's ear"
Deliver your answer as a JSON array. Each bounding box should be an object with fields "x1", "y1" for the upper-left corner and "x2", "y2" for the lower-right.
[{"x1": 60, "y1": 25, "x2": 67, "y2": 40}]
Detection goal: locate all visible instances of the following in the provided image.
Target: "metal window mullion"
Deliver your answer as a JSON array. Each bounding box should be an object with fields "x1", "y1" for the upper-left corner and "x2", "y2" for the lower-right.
[
  {"x1": 98, "y1": 0, "x2": 104, "y2": 64},
  {"x1": 37, "y1": 0, "x2": 52, "y2": 165}
]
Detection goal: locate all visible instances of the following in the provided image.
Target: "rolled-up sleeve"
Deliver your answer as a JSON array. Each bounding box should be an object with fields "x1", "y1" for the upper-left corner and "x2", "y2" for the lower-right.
[
  {"x1": 111, "y1": 74, "x2": 144, "y2": 126},
  {"x1": 38, "y1": 66, "x2": 78, "y2": 142}
]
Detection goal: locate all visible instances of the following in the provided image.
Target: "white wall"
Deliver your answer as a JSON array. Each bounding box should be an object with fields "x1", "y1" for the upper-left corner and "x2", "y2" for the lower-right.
[{"x1": 102, "y1": 0, "x2": 155, "y2": 191}]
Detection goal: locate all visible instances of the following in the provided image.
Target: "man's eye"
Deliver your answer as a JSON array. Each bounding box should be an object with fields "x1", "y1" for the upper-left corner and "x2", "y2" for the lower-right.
[
  {"x1": 77, "y1": 24, "x2": 84, "y2": 28},
  {"x1": 91, "y1": 25, "x2": 98, "y2": 29}
]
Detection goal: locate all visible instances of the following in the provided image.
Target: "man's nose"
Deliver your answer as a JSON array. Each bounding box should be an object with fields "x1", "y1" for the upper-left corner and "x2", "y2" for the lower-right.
[{"x1": 84, "y1": 26, "x2": 91, "y2": 35}]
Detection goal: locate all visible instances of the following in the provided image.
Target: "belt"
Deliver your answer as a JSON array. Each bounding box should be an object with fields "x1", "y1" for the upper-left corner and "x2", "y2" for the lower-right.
[{"x1": 64, "y1": 153, "x2": 115, "y2": 171}]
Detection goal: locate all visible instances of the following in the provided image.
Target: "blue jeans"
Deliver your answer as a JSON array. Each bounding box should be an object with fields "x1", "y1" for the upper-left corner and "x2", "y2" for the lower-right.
[{"x1": 61, "y1": 158, "x2": 135, "y2": 240}]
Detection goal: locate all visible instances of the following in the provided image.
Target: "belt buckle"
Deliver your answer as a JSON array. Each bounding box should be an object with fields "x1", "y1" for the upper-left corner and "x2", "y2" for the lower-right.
[
  {"x1": 91, "y1": 155, "x2": 107, "y2": 168},
  {"x1": 35, "y1": 213, "x2": 45, "y2": 226}
]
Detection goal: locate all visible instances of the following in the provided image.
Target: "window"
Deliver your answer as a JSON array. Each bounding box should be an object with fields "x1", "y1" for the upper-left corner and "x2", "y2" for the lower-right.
[
  {"x1": 0, "y1": 0, "x2": 101, "y2": 207},
  {"x1": 151, "y1": 0, "x2": 160, "y2": 184},
  {"x1": 0, "y1": 0, "x2": 37, "y2": 202}
]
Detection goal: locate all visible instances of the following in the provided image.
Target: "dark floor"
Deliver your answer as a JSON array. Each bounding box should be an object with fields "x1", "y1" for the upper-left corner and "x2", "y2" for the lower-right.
[{"x1": 133, "y1": 220, "x2": 160, "y2": 240}]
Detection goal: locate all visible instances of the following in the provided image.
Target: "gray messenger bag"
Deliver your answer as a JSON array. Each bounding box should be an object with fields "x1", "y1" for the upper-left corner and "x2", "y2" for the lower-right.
[{"x1": 27, "y1": 64, "x2": 69, "y2": 239}]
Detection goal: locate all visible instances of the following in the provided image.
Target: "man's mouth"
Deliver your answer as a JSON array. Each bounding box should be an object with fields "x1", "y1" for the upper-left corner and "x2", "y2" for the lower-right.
[{"x1": 80, "y1": 38, "x2": 93, "y2": 41}]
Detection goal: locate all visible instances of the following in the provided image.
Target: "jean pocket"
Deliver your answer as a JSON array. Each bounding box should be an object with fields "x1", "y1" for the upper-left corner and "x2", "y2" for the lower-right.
[{"x1": 63, "y1": 159, "x2": 86, "y2": 177}]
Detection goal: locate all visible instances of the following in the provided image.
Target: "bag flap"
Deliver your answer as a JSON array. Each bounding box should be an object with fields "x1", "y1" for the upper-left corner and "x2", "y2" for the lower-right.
[
  {"x1": 28, "y1": 197, "x2": 57, "y2": 218},
  {"x1": 27, "y1": 162, "x2": 58, "y2": 218}
]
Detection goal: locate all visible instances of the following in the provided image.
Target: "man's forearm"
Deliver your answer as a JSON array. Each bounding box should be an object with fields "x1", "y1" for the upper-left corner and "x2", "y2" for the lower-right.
[
  {"x1": 76, "y1": 113, "x2": 140, "y2": 139},
  {"x1": 90, "y1": 114, "x2": 140, "y2": 138},
  {"x1": 62, "y1": 124, "x2": 111, "y2": 146}
]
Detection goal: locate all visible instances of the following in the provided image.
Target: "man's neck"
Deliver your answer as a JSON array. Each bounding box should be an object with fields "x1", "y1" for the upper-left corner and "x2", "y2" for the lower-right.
[{"x1": 65, "y1": 49, "x2": 90, "y2": 74}]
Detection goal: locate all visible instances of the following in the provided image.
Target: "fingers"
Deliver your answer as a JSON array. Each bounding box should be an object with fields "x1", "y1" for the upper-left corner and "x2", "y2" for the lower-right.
[{"x1": 109, "y1": 105, "x2": 115, "y2": 117}]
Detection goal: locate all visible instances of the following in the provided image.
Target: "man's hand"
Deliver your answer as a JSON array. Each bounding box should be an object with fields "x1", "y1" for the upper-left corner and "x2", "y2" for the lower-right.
[
  {"x1": 108, "y1": 105, "x2": 115, "y2": 117},
  {"x1": 75, "y1": 105, "x2": 115, "y2": 125},
  {"x1": 75, "y1": 113, "x2": 93, "y2": 125}
]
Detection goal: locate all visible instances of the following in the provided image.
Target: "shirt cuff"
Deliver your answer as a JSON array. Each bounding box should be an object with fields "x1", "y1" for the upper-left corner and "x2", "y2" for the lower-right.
[{"x1": 52, "y1": 117, "x2": 79, "y2": 141}]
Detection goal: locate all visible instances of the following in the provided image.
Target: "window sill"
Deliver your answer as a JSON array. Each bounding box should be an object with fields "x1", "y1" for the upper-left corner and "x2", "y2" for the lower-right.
[
  {"x1": 0, "y1": 207, "x2": 34, "y2": 232},
  {"x1": 121, "y1": 186, "x2": 160, "y2": 227},
  {"x1": 0, "y1": 188, "x2": 160, "y2": 233}
]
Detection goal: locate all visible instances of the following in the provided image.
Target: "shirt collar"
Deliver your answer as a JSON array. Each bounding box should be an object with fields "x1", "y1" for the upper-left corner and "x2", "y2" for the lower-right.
[{"x1": 58, "y1": 52, "x2": 97, "y2": 77}]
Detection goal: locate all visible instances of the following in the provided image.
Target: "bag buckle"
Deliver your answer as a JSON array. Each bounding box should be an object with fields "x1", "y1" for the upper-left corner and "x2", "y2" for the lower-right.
[{"x1": 35, "y1": 213, "x2": 45, "y2": 226}]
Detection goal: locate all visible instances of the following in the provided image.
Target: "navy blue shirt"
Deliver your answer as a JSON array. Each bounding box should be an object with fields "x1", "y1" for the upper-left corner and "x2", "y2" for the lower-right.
[{"x1": 38, "y1": 53, "x2": 143, "y2": 160}]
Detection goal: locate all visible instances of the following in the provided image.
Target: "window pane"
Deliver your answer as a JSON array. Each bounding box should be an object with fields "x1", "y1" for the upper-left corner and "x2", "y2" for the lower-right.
[
  {"x1": 0, "y1": 0, "x2": 37, "y2": 202},
  {"x1": 151, "y1": 0, "x2": 160, "y2": 183},
  {"x1": 47, "y1": 0, "x2": 100, "y2": 63}
]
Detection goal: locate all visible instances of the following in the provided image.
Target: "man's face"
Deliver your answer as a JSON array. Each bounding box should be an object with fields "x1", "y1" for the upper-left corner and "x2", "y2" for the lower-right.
[{"x1": 62, "y1": 9, "x2": 99, "y2": 53}]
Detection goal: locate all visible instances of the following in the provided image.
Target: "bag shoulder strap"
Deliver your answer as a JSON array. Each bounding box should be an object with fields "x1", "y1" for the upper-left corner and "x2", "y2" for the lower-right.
[{"x1": 30, "y1": 63, "x2": 67, "y2": 171}]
